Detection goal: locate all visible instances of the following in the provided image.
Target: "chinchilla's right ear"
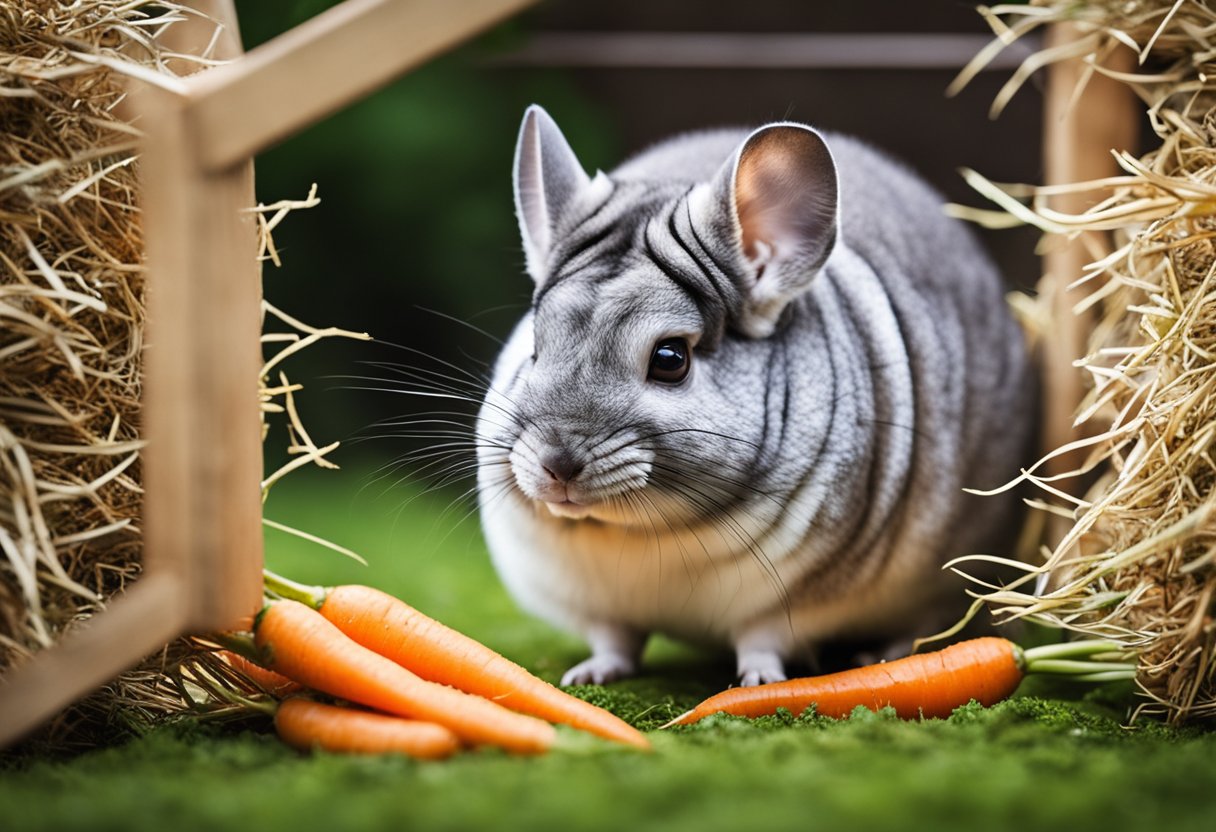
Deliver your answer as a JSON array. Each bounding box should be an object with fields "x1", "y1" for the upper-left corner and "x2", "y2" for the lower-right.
[
  {"x1": 696, "y1": 123, "x2": 840, "y2": 338},
  {"x1": 513, "y1": 105, "x2": 591, "y2": 284}
]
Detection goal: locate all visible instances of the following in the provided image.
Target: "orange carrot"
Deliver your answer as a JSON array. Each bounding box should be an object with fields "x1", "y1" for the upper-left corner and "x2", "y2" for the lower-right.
[
  {"x1": 665, "y1": 636, "x2": 1136, "y2": 726},
  {"x1": 219, "y1": 650, "x2": 303, "y2": 696},
  {"x1": 317, "y1": 584, "x2": 651, "y2": 751},
  {"x1": 274, "y1": 698, "x2": 460, "y2": 759},
  {"x1": 254, "y1": 600, "x2": 555, "y2": 754}
]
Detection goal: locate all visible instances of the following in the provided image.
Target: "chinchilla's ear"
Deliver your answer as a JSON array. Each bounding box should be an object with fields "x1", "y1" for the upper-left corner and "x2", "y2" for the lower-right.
[
  {"x1": 704, "y1": 123, "x2": 839, "y2": 338},
  {"x1": 513, "y1": 105, "x2": 591, "y2": 284}
]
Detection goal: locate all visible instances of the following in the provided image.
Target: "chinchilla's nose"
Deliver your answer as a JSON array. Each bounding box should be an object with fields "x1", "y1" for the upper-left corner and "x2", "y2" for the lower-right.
[{"x1": 540, "y1": 448, "x2": 584, "y2": 484}]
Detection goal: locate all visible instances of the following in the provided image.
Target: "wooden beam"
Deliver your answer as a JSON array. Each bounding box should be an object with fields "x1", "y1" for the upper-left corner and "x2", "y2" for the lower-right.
[
  {"x1": 160, "y1": 0, "x2": 246, "y2": 70},
  {"x1": 490, "y1": 31, "x2": 1039, "y2": 70},
  {"x1": 136, "y1": 82, "x2": 264, "y2": 634},
  {"x1": 186, "y1": 0, "x2": 537, "y2": 172},
  {"x1": 1039, "y1": 23, "x2": 1138, "y2": 488},
  {"x1": 0, "y1": 575, "x2": 188, "y2": 747}
]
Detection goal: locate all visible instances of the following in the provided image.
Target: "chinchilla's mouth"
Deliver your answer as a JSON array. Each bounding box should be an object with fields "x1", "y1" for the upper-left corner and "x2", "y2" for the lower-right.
[{"x1": 540, "y1": 497, "x2": 594, "y2": 520}]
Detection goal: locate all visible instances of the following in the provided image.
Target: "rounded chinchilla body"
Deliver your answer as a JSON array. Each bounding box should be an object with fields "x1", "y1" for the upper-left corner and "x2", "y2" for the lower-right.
[{"x1": 476, "y1": 105, "x2": 1036, "y2": 686}]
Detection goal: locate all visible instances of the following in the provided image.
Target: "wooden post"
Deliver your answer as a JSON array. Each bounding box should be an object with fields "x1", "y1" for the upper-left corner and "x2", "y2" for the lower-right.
[
  {"x1": 137, "y1": 95, "x2": 265, "y2": 635},
  {"x1": 1039, "y1": 23, "x2": 1139, "y2": 493},
  {"x1": 1, "y1": 0, "x2": 536, "y2": 748}
]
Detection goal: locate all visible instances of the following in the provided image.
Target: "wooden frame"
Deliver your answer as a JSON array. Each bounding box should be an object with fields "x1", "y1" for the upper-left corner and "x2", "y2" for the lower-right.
[{"x1": 0, "y1": 0, "x2": 535, "y2": 747}]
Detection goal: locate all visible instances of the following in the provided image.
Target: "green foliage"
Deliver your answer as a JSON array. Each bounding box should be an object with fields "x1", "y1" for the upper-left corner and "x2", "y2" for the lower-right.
[{"x1": 4, "y1": 693, "x2": 1215, "y2": 832}]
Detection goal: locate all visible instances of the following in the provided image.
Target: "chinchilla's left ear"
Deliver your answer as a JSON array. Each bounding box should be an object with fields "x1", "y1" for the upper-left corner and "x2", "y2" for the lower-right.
[
  {"x1": 512, "y1": 104, "x2": 591, "y2": 284},
  {"x1": 700, "y1": 123, "x2": 839, "y2": 338}
]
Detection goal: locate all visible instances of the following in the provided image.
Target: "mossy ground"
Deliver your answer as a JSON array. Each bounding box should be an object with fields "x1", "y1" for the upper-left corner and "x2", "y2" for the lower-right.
[{"x1": 3, "y1": 465, "x2": 1215, "y2": 832}]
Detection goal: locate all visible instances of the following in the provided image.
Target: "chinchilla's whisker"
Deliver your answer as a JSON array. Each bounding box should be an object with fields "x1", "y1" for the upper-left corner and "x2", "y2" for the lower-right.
[
  {"x1": 366, "y1": 343, "x2": 535, "y2": 432},
  {"x1": 568, "y1": 422, "x2": 638, "y2": 462},
  {"x1": 352, "y1": 410, "x2": 515, "y2": 446},
  {"x1": 329, "y1": 367, "x2": 526, "y2": 430},
  {"x1": 642, "y1": 450, "x2": 762, "y2": 488},
  {"x1": 410, "y1": 305, "x2": 505, "y2": 348},
  {"x1": 365, "y1": 410, "x2": 478, "y2": 428},
  {"x1": 353, "y1": 432, "x2": 506, "y2": 449},
  {"x1": 349, "y1": 427, "x2": 476, "y2": 443},
  {"x1": 341, "y1": 361, "x2": 484, "y2": 393},
  {"x1": 651, "y1": 471, "x2": 792, "y2": 618},
  {"x1": 631, "y1": 488, "x2": 703, "y2": 603},
  {"x1": 358, "y1": 361, "x2": 494, "y2": 405},
  {"x1": 382, "y1": 447, "x2": 484, "y2": 477},
  {"x1": 634, "y1": 485, "x2": 736, "y2": 627},
  {"x1": 510, "y1": 432, "x2": 546, "y2": 462},
  {"x1": 436, "y1": 477, "x2": 503, "y2": 530},
  {"x1": 362, "y1": 356, "x2": 489, "y2": 385},
  {"x1": 381, "y1": 457, "x2": 496, "y2": 518},
  {"x1": 430, "y1": 464, "x2": 489, "y2": 495},
  {"x1": 362, "y1": 435, "x2": 503, "y2": 469},
  {"x1": 595, "y1": 430, "x2": 762, "y2": 485},
  {"x1": 861, "y1": 417, "x2": 931, "y2": 440},
  {"x1": 635, "y1": 427, "x2": 762, "y2": 450},
  {"x1": 451, "y1": 472, "x2": 516, "y2": 530},
  {"x1": 647, "y1": 458, "x2": 784, "y2": 508},
  {"x1": 623, "y1": 434, "x2": 775, "y2": 499},
  {"x1": 331, "y1": 375, "x2": 484, "y2": 407},
  {"x1": 618, "y1": 488, "x2": 672, "y2": 594},
  {"x1": 582, "y1": 456, "x2": 647, "y2": 482},
  {"x1": 328, "y1": 379, "x2": 479, "y2": 405},
  {"x1": 352, "y1": 428, "x2": 487, "y2": 444},
  {"x1": 359, "y1": 416, "x2": 480, "y2": 435},
  {"x1": 373, "y1": 339, "x2": 499, "y2": 389},
  {"x1": 360, "y1": 452, "x2": 472, "y2": 499}
]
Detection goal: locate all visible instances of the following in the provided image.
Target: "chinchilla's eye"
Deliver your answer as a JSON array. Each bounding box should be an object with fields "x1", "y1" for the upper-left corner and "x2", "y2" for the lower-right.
[{"x1": 648, "y1": 338, "x2": 690, "y2": 384}]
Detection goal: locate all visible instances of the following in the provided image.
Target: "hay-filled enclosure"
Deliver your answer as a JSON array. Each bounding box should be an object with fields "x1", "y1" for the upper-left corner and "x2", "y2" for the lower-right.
[{"x1": 3, "y1": 1, "x2": 1216, "y2": 830}]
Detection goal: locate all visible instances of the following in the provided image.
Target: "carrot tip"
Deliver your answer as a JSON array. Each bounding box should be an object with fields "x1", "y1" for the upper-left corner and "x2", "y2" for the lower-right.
[{"x1": 659, "y1": 710, "x2": 694, "y2": 730}]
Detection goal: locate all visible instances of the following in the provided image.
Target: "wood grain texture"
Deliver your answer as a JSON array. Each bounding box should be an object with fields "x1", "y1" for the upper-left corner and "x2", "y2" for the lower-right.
[
  {"x1": 0, "y1": 575, "x2": 188, "y2": 746},
  {"x1": 1040, "y1": 23, "x2": 1138, "y2": 488},
  {"x1": 137, "y1": 84, "x2": 264, "y2": 634},
  {"x1": 186, "y1": 0, "x2": 537, "y2": 171}
]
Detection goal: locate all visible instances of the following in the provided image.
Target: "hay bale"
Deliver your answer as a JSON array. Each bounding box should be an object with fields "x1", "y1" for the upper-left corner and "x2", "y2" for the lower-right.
[
  {"x1": 1, "y1": 3, "x2": 365, "y2": 746},
  {"x1": 0, "y1": 0, "x2": 160, "y2": 672},
  {"x1": 959, "y1": 0, "x2": 1216, "y2": 723}
]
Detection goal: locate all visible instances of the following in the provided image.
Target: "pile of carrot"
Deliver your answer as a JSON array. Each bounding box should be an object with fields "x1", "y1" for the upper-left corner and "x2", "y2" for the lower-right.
[
  {"x1": 218, "y1": 572, "x2": 651, "y2": 758},
  {"x1": 662, "y1": 636, "x2": 1137, "y2": 727},
  {"x1": 221, "y1": 574, "x2": 1134, "y2": 755}
]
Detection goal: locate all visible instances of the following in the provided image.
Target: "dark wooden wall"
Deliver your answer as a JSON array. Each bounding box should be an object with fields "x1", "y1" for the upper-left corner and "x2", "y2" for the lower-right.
[{"x1": 505, "y1": 0, "x2": 1048, "y2": 289}]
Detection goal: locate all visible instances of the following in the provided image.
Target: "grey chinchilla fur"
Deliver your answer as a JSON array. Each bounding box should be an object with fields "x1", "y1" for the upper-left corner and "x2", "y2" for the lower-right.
[{"x1": 475, "y1": 104, "x2": 1036, "y2": 686}]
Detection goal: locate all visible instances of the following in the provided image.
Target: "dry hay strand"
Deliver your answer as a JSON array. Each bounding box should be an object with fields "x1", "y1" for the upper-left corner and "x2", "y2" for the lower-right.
[
  {"x1": 1, "y1": 3, "x2": 368, "y2": 747},
  {"x1": 954, "y1": 0, "x2": 1216, "y2": 723},
  {"x1": 0, "y1": 0, "x2": 173, "y2": 673}
]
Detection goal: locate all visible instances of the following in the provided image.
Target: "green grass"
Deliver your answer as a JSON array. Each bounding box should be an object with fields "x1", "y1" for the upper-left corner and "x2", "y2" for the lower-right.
[{"x1": 3, "y1": 463, "x2": 1215, "y2": 832}]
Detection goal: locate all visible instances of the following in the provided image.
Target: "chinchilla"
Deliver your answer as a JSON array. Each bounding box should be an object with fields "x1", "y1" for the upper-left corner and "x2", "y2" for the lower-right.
[{"x1": 475, "y1": 104, "x2": 1036, "y2": 686}]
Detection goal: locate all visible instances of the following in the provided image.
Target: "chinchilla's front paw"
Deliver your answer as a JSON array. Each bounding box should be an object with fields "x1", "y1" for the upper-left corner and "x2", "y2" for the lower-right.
[
  {"x1": 560, "y1": 652, "x2": 638, "y2": 686},
  {"x1": 737, "y1": 650, "x2": 788, "y2": 687}
]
